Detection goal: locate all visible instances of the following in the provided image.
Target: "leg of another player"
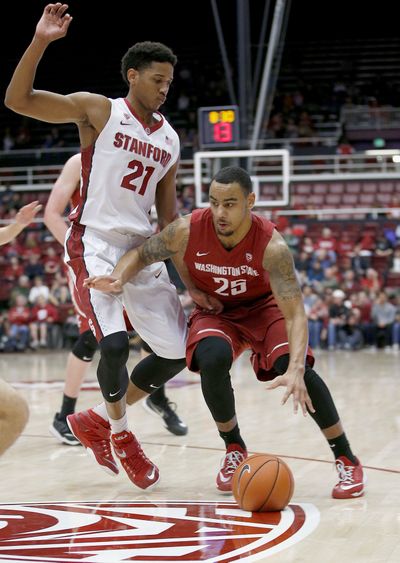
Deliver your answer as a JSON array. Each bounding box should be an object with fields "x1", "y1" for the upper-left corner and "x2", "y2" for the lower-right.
[
  {"x1": 193, "y1": 336, "x2": 248, "y2": 492},
  {"x1": 273, "y1": 354, "x2": 365, "y2": 499},
  {"x1": 0, "y1": 378, "x2": 29, "y2": 456},
  {"x1": 50, "y1": 354, "x2": 91, "y2": 445},
  {"x1": 139, "y1": 340, "x2": 188, "y2": 436},
  {"x1": 50, "y1": 330, "x2": 97, "y2": 446}
]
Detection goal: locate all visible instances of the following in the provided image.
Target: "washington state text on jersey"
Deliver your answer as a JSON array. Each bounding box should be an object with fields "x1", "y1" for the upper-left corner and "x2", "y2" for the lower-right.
[{"x1": 194, "y1": 262, "x2": 260, "y2": 277}]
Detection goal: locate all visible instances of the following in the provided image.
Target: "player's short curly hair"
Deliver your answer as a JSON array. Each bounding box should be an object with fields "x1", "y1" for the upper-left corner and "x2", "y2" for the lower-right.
[
  {"x1": 212, "y1": 166, "x2": 253, "y2": 195},
  {"x1": 121, "y1": 41, "x2": 177, "y2": 85}
]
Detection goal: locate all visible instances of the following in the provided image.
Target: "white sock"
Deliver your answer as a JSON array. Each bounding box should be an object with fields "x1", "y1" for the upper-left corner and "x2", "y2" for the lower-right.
[
  {"x1": 92, "y1": 403, "x2": 108, "y2": 421},
  {"x1": 109, "y1": 412, "x2": 128, "y2": 435}
]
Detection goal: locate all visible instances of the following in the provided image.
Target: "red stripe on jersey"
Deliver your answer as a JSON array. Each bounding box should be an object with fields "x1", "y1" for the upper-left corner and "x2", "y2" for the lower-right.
[
  {"x1": 68, "y1": 146, "x2": 94, "y2": 223},
  {"x1": 65, "y1": 224, "x2": 104, "y2": 341}
]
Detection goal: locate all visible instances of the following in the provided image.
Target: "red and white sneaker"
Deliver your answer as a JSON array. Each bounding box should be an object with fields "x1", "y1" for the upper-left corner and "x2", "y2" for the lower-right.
[
  {"x1": 111, "y1": 430, "x2": 160, "y2": 490},
  {"x1": 332, "y1": 456, "x2": 365, "y2": 499},
  {"x1": 67, "y1": 409, "x2": 118, "y2": 476},
  {"x1": 216, "y1": 443, "x2": 248, "y2": 492}
]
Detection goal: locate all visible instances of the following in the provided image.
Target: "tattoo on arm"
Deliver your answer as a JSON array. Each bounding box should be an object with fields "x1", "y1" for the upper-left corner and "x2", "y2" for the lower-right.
[
  {"x1": 265, "y1": 242, "x2": 302, "y2": 301},
  {"x1": 138, "y1": 221, "x2": 187, "y2": 265}
]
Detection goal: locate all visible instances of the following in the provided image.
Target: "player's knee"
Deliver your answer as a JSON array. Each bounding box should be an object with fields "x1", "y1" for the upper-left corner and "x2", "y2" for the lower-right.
[
  {"x1": 72, "y1": 329, "x2": 98, "y2": 362},
  {"x1": 273, "y1": 354, "x2": 290, "y2": 375},
  {"x1": 194, "y1": 337, "x2": 233, "y2": 375},
  {"x1": 99, "y1": 331, "x2": 129, "y2": 367},
  {"x1": 131, "y1": 355, "x2": 186, "y2": 394}
]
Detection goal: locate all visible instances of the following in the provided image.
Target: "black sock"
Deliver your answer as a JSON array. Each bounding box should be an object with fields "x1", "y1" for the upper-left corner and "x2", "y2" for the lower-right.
[
  {"x1": 59, "y1": 395, "x2": 77, "y2": 420},
  {"x1": 149, "y1": 384, "x2": 167, "y2": 405},
  {"x1": 219, "y1": 424, "x2": 246, "y2": 451},
  {"x1": 328, "y1": 433, "x2": 357, "y2": 464}
]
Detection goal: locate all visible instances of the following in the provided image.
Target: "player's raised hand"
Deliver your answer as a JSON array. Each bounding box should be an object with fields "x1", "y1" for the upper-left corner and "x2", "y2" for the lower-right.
[
  {"x1": 36, "y1": 3, "x2": 73, "y2": 43},
  {"x1": 189, "y1": 288, "x2": 224, "y2": 314},
  {"x1": 266, "y1": 371, "x2": 315, "y2": 416},
  {"x1": 83, "y1": 275, "x2": 123, "y2": 294},
  {"x1": 15, "y1": 201, "x2": 42, "y2": 227}
]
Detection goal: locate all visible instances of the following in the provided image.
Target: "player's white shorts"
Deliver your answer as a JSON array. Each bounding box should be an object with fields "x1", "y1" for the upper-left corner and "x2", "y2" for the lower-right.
[{"x1": 65, "y1": 224, "x2": 187, "y2": 359}]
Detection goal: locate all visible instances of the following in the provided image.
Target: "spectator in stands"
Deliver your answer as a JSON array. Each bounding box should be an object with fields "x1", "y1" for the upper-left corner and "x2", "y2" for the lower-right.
[
  {"x1": 7, "y1": 295, "x2": 31, "y2": 352},
  {"x1": 42, "y1": 126, "x2": 64, "y2": 149},
  {"x1": 391, "y1": 247, "x2": 400, "y2": 273},
  {"x1": 351, "y1": 242, "x2": 371, "y2": 274},
  {"x1": 341, "y1": 269, "x2": 361, "y2": 294},
  {"x1": 353, "y1": 290, "x2": 374, "y2": 346},
  {"x1": 371, "y1": 291, "x2": 396, "y2": 349},
  {"x1": 28, "y1": 275, "x2": 49, "y2": 304},
  {"x1": 307, "y1": 259, "x2": 325, "y2": 285},
  {"x1": 295, "y1": 250, "x2": 312, "y2": 274},
  {"x1": 320, "y1": 265, "x2": 340, "y2": 292},
  {"x1": 2, "y1": 127, "x2": 15, "y2": 151},
  {"x1": 336, "y1": 134, "x2": 354, "y2": 156},
  {"x1": 22, "y1": 232, "x2": 41, "y2": 259},
  {"x1": 43, "y1": 246, "x2": 61, "y2": 277},
  {"x1": 327, "y1": 289, "x2": 348, "y2": 350},
  {"x1": 14, "y1": 120, "x2": 32, "y2": 149},
  {"x1": 391, "y1": 295, "x2": 400, "y2": 350},
  {"x1": 336, "y1": 232, "x2": 355, "y2": 258},
  {"x1": 315, "y1": 228, "x2": 337, "y2": 261},
  {"x1": 9, "y1": 275, "x2": 31, "y2": 306},
  {"x1": 282, "y1": 226, "x2": 300, "y2": 255},
  {"x1": 360, "y1": 267, "x2": 381, "y2": 295},
  {"x1": 374, "y1": 234, "x2": 393, "y2": 258},
  {"x1": 24, "y1": 254, "x2": 45, "y2": 280},
  {"x1": 3, "y1": 256, "x2": 24, "y2": 281},
  {"x1": 301, "y1": 236, "x2": 315, "y2": 256},
  {"x1": 307, "y1": 297, "x2": 328, "y2": 350},
  {"x1": 337, "y1": 309, "x2": 364, "y2": 351},
  {"x1": 2, "y1": 234, "x2": 24, "y2": 260},
  {"x1": 29, "y1": 295, "x2": 59, "y2": 349}
]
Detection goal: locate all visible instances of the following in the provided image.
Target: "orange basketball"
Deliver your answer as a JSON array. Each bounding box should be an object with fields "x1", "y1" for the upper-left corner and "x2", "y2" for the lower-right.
[{"x1": 232, "y1": 454, "x2": 294, "y2": 512}]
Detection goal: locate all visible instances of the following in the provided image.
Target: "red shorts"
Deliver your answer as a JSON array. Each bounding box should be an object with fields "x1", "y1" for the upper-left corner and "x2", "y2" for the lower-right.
[{"x1": 186, "y1": 300, "x2": 314, "y2": 381}]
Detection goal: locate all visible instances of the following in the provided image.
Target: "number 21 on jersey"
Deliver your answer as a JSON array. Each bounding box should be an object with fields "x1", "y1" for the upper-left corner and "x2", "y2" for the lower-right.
[{"x1": 121, "y1": 159, "x2": 155, "y2": 195}]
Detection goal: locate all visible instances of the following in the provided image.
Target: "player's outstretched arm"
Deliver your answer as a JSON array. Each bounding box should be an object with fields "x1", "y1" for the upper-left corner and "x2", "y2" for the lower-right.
[
  {"x1": 4, "y1": 4, "x2": 91, "y2": 125},
  {"x1": 0, "y1": 201, "x2": 42, "y2": 246},
  {"x1": 84, "y1": 216, "x2": 190, "y2": 292},
  {"x1": 263, "y1": 229, "x2": 314, "y2": 415}
]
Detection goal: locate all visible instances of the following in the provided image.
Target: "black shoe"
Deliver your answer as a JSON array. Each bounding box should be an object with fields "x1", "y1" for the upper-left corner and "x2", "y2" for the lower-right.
[
  {"x1": 49, "y1": 413, "x2": 82, "y2": 446},
  {"x1": 143, "y1": 396, "x2": 188, "y2": 436}
]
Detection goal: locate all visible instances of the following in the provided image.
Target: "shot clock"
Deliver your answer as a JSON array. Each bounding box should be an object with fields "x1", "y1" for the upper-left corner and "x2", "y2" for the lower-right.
[{"x1": 198, "y1": 105, "x2": 240, "y2": 148}]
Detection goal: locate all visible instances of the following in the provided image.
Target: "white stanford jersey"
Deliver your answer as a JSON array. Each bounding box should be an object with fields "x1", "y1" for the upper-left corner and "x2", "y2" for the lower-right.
[{"x1": 69, "y1": 98, "x2": 180, "y2": 237}]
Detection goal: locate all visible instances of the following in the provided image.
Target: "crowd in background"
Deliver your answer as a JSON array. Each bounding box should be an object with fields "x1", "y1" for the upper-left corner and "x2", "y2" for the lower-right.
[{"x1": 0, "y1": 185, "x2": 400, "y2": 354}]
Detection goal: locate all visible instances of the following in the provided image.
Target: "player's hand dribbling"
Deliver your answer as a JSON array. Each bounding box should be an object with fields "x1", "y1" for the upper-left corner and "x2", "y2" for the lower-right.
[
  {"x1": 36, "y1": 4, "x2": 73, "y2": 44},
  {"x1": 189, "y1": 288, "x2": 224, "y2": 314},
  {"x1": 83, "y1": 275, "x2": 123, "y2": 294},
  {"x1": 267, "y1": 370, "x2": 315, "y2": 416}
]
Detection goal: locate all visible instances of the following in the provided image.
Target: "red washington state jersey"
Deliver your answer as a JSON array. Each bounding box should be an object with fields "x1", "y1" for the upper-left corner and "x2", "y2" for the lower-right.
[{"x1": 184, "y1": 208, "x2": 275, "y2": 308}]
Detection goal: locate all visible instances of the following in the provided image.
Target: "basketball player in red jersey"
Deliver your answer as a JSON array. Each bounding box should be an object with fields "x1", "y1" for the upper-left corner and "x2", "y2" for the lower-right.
[
  {"x1": 86, "y1": 166, "x2": 366, "y2": 500},
  {"x1": 5, "y1": 3, "x2": 209, "y2": 489},
  {"x1": 0, "y1": 200, "x2": 42, "y2": 455},
  {"x1": 45, "y1": 155, "x2": 187, "y2": 445}
]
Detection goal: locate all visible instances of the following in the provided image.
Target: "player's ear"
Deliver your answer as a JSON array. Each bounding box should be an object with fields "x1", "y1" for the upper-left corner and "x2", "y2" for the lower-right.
[
  {"x1": 127, "y1": 68, "x2": 138, "y2": 85},
  {"x1": 248, "y1": 192, "x2": 256, "y2": 209}
]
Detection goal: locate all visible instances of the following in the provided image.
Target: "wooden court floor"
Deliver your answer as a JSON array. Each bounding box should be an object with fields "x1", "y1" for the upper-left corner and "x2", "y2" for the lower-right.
[{"x1": 0, "y1": 348, "x2": 399, "y2": 562}]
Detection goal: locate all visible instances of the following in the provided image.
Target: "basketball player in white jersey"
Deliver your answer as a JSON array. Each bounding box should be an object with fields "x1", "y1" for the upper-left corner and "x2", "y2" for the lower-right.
[
  {"x1": 0, "y1": 200, "x2": 42, "y2": 455},
  {"x1": 5, "y1": 3, "x2": 204, "y2": 489},
  {"x1": 45, "y1": 154, "x2": 188, "y2": 445}
]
